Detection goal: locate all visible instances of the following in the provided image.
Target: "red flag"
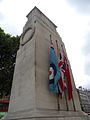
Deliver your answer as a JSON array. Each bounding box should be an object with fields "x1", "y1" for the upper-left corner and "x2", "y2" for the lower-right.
[
  {"x1": 58, "y1": 50, "x2": 66, "y2": 96},
  {"x1": 64, "y1": 55, "x2": 72, "y2": 100},
  {"x1": 65, "y1": 64, "x2": 72, "y2": 100}
]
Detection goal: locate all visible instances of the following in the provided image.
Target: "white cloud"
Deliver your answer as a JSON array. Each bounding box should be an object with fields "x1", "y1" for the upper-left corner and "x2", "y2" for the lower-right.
[{"x1": 66, "y1": 0, "x2": 90, "y2": 15}]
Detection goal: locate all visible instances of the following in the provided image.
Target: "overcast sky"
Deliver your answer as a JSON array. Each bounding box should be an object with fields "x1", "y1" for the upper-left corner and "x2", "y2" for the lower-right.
[{"x1": 0, "y1": 0, "x2": 90, "y2": 89}]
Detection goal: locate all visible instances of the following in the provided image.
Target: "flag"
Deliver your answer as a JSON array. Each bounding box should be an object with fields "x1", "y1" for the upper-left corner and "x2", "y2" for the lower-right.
[
  {"x1": 58, "y1": 49, "x2": 66, "y2": 96},
  {"x1": 58, "y1": 46, "x2": 72, "y2": 100},
  {"x1": 49, "y1": 45, "x2": 60, "y2": 93},
  {"x1": 63, "y1": 53, "x2": 72, "y2": 100}
]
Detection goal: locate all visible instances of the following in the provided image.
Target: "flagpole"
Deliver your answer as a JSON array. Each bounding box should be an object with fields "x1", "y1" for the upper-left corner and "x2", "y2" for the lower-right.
[
  {"x1": 60, "y1": 44, "x2": 70, "y2": 111},
  {"x1": 50, "y1": 34, "x2": 53, "y2": 44},
  {"x1": 64, "y1": 82, "x2": 69, "y2": 111},
  {"x1": 55, "y1": 40, "x2": 61, "y2": 111},
  {"x1": 50, "y1": 36, "x2": 60, "y2": 111},
  {"x1": 56, "y1": 40, "x2": 69, "y2": 111},
  {"x1": 57, "y1": 93, "x2": 60, "y2": 111},
  {"x1": 61, "y1": 44, "x2": 76, "y2": 111},
  {"x1": 72, "y1": 90, "x2": 76, "y2": 111},
  {"x1": 68, "y1": 65, "x2": 76, "y2": 111}
]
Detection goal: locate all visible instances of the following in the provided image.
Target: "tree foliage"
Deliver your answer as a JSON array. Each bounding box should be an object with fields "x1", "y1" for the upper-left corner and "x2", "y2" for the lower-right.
[{"x1": 0, "y1": 27, "x2": 20, "y2": 98}]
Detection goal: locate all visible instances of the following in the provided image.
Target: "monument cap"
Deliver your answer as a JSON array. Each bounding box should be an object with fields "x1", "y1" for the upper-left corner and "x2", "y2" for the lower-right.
[{"x1": 26, "y1": 6, "x2": 57, "y2": 31}]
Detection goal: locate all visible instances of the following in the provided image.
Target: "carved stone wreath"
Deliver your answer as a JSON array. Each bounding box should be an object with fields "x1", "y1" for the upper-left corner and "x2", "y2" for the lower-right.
[{"x1": 21, "y1": 24, "x2": 35, "y2": 46}]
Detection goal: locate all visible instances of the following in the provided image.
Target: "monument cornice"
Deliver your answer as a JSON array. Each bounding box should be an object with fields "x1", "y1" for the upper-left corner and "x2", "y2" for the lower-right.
[{"x1": 26, "y1": 6, "x2": 57, "y2": 29}]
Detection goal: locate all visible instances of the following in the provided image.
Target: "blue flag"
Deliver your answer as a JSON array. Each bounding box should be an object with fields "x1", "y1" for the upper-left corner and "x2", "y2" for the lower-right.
[{"x1": 49, "y1": 46, "x2": 61, "y2": 93}]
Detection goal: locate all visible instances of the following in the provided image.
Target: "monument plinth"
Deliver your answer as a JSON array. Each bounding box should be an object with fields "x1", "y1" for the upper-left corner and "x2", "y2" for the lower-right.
[{"x1": 5, "y1": 7, "x2": 88, "y2": 120}]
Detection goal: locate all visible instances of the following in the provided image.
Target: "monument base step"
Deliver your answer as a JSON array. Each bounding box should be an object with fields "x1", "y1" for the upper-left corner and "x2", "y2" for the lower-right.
[{"x1": 4, "y1": 109, "x2": 89, "y2": 120}]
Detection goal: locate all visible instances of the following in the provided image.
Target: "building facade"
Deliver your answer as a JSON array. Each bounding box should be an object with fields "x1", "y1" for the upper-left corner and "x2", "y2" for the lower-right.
[{"x1": 77, "y1": 87, "x2": 90, "y2": 114}]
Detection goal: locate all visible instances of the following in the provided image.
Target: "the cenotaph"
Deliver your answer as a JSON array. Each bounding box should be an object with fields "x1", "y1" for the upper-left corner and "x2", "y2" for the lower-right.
[{"x1": 5, "y1": 7, "x2": 88, "y2": 120}]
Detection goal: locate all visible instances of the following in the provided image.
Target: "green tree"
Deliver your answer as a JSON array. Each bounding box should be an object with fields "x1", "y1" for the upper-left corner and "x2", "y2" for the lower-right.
[{"x1": 0, "y1": 27, "x2": 20, "y2": 98}]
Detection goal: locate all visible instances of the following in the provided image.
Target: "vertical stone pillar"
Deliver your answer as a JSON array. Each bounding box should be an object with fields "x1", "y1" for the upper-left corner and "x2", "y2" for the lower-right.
[{"x1": 5, "y1": 7, "x2": 88, "y2": 120}]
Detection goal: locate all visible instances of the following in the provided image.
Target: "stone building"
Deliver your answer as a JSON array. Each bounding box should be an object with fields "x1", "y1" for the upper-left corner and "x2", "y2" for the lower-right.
[{"x1": 77, "y1": 88, "x2": 90, "y2": 114}]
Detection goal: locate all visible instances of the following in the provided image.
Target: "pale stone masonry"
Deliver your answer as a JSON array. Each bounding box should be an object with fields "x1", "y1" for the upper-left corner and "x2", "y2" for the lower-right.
[
  {"x1": 77, "y1": 88, "x2": 90, "y2": 113},
  {"x1": 5, "y1": 7, "x2": 89, "y2": 120}
]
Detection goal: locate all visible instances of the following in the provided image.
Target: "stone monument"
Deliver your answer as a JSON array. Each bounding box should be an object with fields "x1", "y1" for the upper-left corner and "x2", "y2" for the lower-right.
[{"x1": 5, "y1": 7, "x2": 88, "y2": 120}]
